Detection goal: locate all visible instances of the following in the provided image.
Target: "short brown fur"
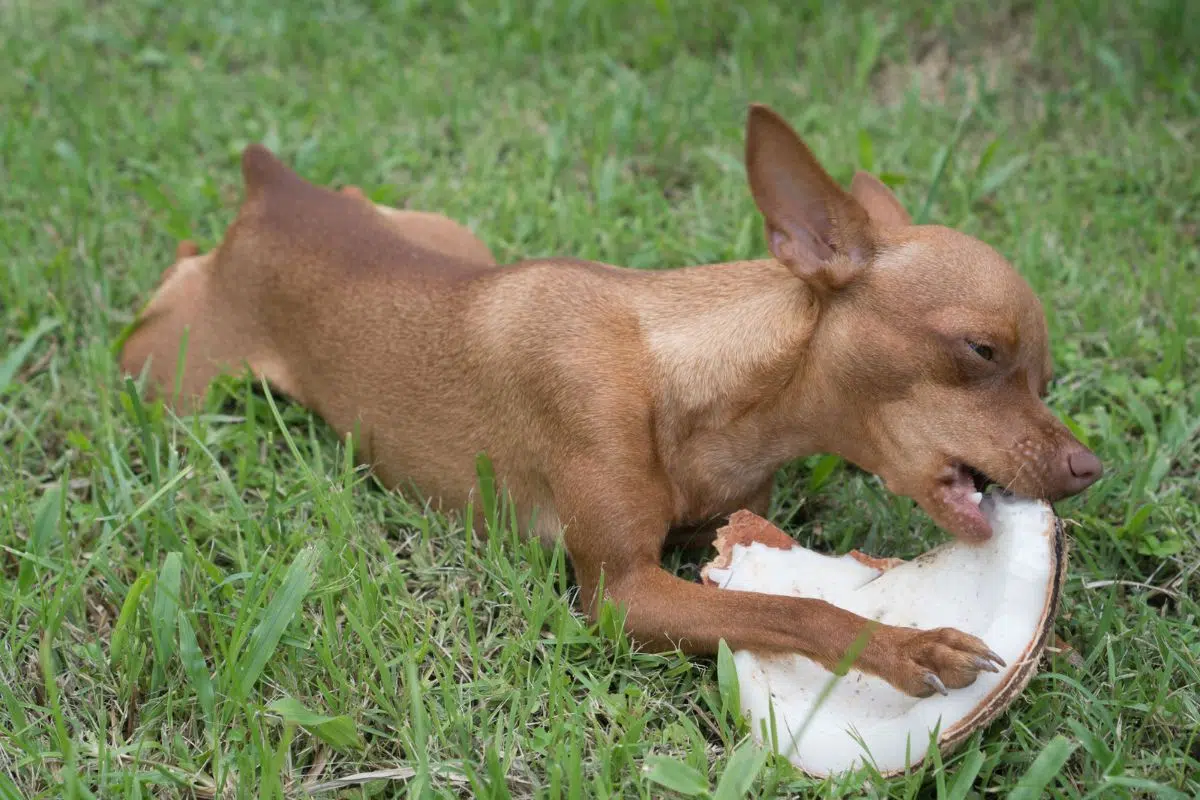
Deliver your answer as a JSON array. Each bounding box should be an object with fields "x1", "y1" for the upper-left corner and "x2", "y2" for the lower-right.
[{"x1": 118, "y1": 104, "x2": 1101, "y2": 697}]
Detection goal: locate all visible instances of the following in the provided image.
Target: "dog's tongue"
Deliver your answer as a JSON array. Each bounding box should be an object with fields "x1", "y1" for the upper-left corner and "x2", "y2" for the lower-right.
[{"x1": 939, "y1": 472, "x2": 992, "y2": 541}]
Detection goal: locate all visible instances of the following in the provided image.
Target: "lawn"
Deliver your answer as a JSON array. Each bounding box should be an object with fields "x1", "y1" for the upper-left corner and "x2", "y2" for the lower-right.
[{"x1": 1, "y1": 0, "x2": 1197, "y2": 797}]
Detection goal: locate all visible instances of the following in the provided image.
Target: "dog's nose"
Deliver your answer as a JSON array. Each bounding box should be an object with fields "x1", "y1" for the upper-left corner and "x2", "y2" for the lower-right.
[{"x1": 1060, "y1": 448, "x2": 1103, "y2": 495}]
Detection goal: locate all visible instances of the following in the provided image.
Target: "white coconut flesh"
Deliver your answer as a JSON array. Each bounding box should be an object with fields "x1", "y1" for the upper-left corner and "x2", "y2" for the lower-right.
[{"x1": 699, "y1": 491, "x2": 1066, "y2": 778}]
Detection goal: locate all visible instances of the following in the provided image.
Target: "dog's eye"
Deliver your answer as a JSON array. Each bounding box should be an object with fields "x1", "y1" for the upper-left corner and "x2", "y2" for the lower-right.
[{"x1": 967, "y1": 340, "x2": 994, "y2": 361}]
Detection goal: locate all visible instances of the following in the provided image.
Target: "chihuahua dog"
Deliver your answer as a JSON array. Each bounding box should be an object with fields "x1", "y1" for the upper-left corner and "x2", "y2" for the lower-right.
[{"x1": 119, "y1": 104, "x2": 1101, "y2": 698}]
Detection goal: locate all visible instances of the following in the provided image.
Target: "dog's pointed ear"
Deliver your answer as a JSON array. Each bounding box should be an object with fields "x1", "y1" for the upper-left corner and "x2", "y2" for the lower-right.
[
  {"x1": 850, "y1": 171, "x2": 911, "y2": 228},
  {"x1": 240, "y1": 143, "x2": 295, "y2": 198},
  {"x1": 745, "y1": 104, "x2": 875, "y2": 292}
]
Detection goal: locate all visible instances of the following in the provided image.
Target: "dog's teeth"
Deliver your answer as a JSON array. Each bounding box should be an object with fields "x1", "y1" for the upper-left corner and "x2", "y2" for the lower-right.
[{"x1": 969, "y1": 491, "x2": 983, "y2": 505}]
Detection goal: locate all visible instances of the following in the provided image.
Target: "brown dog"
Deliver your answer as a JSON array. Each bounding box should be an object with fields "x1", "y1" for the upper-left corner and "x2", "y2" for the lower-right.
[{"x1": 119, "y1": 104, "x2": 1101, "y2": 698}]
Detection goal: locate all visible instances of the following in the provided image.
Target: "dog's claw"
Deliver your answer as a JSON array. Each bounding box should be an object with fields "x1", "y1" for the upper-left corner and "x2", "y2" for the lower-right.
[
  {"x1": 974, "y1": 656, "x2": 1000, "y2": 673},
  {"x1": 985, "y1": 649, "x2": 1007, "y2": 668},
  {"x1": 924, "y1": 673, "x2": 948, "y2": 696}
]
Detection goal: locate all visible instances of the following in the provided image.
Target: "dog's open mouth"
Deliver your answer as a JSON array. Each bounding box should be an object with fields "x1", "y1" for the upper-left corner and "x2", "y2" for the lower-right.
[{"x1": 935, "y1": 462, "x2": 1010, "y2": 540}]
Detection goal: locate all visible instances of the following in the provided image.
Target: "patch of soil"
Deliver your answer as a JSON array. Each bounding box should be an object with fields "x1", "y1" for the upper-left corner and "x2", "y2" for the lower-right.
[{"x1": 873, "y1": 13, "x2": 1035, "y2": 107}]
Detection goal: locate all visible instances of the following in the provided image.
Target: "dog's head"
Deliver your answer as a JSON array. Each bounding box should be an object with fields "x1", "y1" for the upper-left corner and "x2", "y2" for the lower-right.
[{"x1": 744, "y1": 104, "x2": 1101, "y2": 541}]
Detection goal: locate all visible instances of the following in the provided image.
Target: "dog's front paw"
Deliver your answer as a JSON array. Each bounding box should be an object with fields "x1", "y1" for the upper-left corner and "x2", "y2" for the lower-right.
[{"x1": 882, "y1": 626, "x2": 1006, "y2": 698}]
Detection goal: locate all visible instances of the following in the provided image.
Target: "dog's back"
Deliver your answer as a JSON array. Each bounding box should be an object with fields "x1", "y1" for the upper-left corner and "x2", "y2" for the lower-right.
[
  {"x1": 121, "y1": 146, "x2": 620, "y2": 532},
  {"x1": 120, "y1": 146, "x2": 496, "y2": 428}
]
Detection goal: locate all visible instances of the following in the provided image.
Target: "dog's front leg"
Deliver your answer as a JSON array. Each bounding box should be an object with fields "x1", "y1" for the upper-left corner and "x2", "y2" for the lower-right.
[{"x1": 558, "y1": 471, "x2": 1003, "y2": 698}]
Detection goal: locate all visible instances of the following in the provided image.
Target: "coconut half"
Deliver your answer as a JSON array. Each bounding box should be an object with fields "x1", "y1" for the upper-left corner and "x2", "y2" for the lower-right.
[{"x1": 699, "y1": 491, "x2": 1066, "y2": 778}]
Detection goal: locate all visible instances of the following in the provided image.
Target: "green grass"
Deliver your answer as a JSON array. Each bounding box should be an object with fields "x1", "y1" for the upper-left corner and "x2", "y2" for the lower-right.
[{"x1": 1, "y1": 0, "x2": 1197, "y2": 796}]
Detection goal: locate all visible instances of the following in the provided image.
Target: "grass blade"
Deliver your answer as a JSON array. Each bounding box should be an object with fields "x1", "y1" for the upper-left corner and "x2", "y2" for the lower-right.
[
  {"x1": 41, "y1": 627, "x2": 81, "y2": 798},
  {"x1": 475, "y1": 451, "x2": 498, "y2": 536},
  {"x1": 235, "y1": 543, "x2": 323, "y2": 699},
  {"x1": 947, "y1": 748, "x2": 985, "y2": 800},
  {"x1": 806, "y1": 453, "x2": 843, "y2": 494},
  {"x1": 0, "y1": 317, "x2": 60, "y2": 395},
  {"x1": 852, "y1": 19, "x2": 889, "y2": 93},
  {"x1": 151, "y1": 552, "x2": 183, "y2": 671},
  {"x1": 177, "y1": 610, "x2": 215, "y2": 724},
  {"x1": 1009, "y1": 734, "x2": 1077, "y2": 800},
  {"x1": 17, "y1": 482, "x2": 64, "y2": 593},
  {"x1": 0, "y1": 772, "x2": 25, "y2": 800},
  {"x1": 713, "y1": 738, "x2": 769, "y2": 800},
  {"x1": 642, "y1": 756, "x2": 710, "y2": 797},
  {"x1": 977, "y1": 154, "x2": 1030, "y2": 199},
  {"x1": 267, "y1": 695, "x2": 364, "y2": 752},
  {"x1": 857, "y1": 129, "x2": 875, "y2": 172},
  {"x1": 717, "y1": 638, "x2": 741, "y2": 724},
  {"x1": 916, "y1": 103, "x2": 975, "y2": 224},
  {"x1": 404, "y1": 657, "x2": 430, "y2": 765},
  {"x1": 109, "y1": 570, "x2": 154, "y2": 669}
]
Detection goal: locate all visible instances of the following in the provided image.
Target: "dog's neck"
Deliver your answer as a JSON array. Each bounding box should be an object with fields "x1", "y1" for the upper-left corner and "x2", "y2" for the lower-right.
[{"x1": 635, "y1": 258, "x2": 841, "y2": 514}]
